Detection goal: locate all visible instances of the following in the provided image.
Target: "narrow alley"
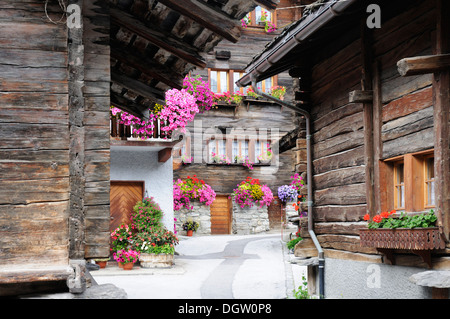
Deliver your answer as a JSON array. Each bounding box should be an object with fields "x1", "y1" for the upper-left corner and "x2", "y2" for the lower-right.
[{"x1": 91, "y1": 233, "x2": 307, "y2": 299}]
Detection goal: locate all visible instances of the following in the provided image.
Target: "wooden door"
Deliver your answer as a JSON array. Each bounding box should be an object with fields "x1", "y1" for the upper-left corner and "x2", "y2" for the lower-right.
[
  {"x1": 210, "y1": 195, "x2": 231, "y2": 234},
  {"x1": 268, "y1": 196, "x2": 284, "y2": 229},
  {"x1": 110, "y1": 181, "x2": 144, "y2": 232}
]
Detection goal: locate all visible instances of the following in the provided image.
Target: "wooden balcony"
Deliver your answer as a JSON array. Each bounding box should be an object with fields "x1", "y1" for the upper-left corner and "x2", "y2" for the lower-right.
[{"x1": 110, "y1": 117, "x2": 172, "y2": 141}]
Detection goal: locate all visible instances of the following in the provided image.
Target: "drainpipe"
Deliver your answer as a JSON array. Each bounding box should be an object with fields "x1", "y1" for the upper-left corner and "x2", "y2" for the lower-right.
[{"x1": 250, "y1": 77, "x2": 325, "y2": 298}]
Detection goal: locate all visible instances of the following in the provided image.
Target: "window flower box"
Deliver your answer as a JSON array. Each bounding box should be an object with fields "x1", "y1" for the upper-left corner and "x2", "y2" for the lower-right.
[{"x1": 360, "y1": 210, "x2": 446, "y2": 268}]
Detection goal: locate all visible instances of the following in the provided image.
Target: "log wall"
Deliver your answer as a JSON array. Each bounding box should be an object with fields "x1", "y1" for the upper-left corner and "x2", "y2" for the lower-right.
[
  {"x1": 0, "y1": 1, "x2": 111, "y2": 274},
  {"x1": 0, "y1": 1, "x2": 70, "y2": 268},
  {"x1": 301, "y1": 1, "x2": 450, "y2": 262}
]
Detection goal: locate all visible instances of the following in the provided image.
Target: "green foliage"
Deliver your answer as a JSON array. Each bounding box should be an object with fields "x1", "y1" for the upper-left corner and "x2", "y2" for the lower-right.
[
  {"x1": 131, "y1": 197, "x2": 164, "y2": 233},
  {"x1": 182, "y1": 219, "x2": 199, "y2": 231},
  {"x1": 287, "y1": 236, "x2": 303, "y2": 250},
  {"x1": 293, "y1": 276, "x2": 311, "y2": 299},
  {"x1": 133, "y1": 229, "x2": 179, "y2": 255},
  {"x1": 368, "y1": 210, "x2": 437, "y2": 230}
]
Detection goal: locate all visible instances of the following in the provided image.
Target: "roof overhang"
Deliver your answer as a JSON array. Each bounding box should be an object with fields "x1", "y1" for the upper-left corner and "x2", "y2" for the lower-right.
[{"x1": 236, "y1": 0, "x2": 359, "y2": 87}]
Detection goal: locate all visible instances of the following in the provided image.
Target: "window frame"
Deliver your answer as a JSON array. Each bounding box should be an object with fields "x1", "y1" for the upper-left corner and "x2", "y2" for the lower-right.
[{"x1": 381, "y1": 149, "x2": 435, "y2": 213}]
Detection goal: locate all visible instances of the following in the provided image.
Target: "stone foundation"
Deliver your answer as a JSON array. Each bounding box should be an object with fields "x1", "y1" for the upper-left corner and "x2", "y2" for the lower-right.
[
  {"x1": 232, "y1": 203, "x2": 270, "y2": 235},
  {"x1": 174, "y1": 201, "x2": 211, "y2": 235}
]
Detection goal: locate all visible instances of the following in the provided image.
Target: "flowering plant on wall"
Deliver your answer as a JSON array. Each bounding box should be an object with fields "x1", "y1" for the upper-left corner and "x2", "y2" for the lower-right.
[
  {"x1": 270, "y1": 86, "x2": 286, "y2": 99},
  {"x1": 109, "y1": 75, "x2": 216, "y2": 138},
  {"x1": 213, "y1": 91, "x2": 244, "y2": 105},
  {"x1": 183, "y1": 75, "x2": 216, "y2": 112},
  {"x1": 173, "y1": 175, "x2": 216, "y2": 211},
  {"x1": 277, "y1": 185, "x2": 298, "y2": 203},
  {"x1": 159, "y1": 88, "x2": 199, "y2": 133},
  {"x1": 232, "y1": 176, "x2": 274, "y2": 208},
  {"x1": 257, "y1": 143, "x2": 272, "y2": 163},
  {"x1": 290, "y1": 173, "x2": 304, "y2": 191},
  {"x1": 211, "y1": 152, "x2": 231, "y2": 164}
]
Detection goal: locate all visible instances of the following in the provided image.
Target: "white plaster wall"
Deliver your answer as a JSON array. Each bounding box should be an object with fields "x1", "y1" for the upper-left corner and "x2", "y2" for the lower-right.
[{"x1": 110, "y1": 147, "x2": 174, "y2": 231}]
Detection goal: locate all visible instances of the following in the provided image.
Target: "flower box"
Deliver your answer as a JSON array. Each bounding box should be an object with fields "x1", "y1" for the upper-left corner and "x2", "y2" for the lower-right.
[
  {"x1": 139, "y1": 253, "x2": 174, "y2": 268},
  {"x1": 360, "y1": 228, "x2": 446, "y2": 250},
  {"x1": 360, "y1": 228, "x2": 446, "y2": 268}
]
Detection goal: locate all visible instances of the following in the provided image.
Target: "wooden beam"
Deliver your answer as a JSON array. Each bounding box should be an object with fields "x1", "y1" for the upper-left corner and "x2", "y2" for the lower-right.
[
  {"x1": 349, "y1": 90, "x2": 373, "y2": 103},
  {"x1": 397, "y1": 54, "x2": 450, "y2": 76},
  {"x1": 157, "y1": 0, "x2": 241, "y2": 43},
  {"x1": 111, "y1": 40, "x2": 183, "y2": 90},
  {"x1": 254, "y1": 0, "x2": 278, "y2": 10},
  {"x1": 433, "y1": 0, "x2": 450, "y2": 241},
  {"x1": 158, "y1": 147, "x2": 173, "y2": 162},
  {"x1": 110, "y1": 7, "x2": 206, "y2": 68},
  {"x1": 110, "y1": 92, "x2": 148, "y2": 119},
  {"x1": 111, "y1": 71, "x2": 165, "y2": 104}
]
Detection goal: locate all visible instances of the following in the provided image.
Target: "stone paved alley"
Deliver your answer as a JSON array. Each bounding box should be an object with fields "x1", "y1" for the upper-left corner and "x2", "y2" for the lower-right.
[{"x1": 91, "y1": 233, "x2": 307, "y2": 299}]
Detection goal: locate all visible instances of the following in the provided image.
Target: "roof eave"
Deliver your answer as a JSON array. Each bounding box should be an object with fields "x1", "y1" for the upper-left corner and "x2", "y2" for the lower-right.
[{"x1": 236, "y1": 0, "x2": 359, "y2": 87}]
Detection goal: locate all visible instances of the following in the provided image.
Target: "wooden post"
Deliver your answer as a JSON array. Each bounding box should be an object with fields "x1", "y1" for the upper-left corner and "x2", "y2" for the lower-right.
[
  {"x1": 360, "y1": 19, "x2": 375, "y2": 217},
  {"x1": 433, "y1": 0, "x2": 450, "y2": 240},
  {"x1": 68, "y1": 0, "x2": 86, "y2": 293}
]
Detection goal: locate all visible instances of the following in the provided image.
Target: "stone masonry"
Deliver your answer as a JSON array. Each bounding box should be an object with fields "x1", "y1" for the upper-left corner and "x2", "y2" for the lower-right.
[
  {"x1": 174, "y1": 201, "x2": 211, "y2": 235},
  {"x1": 232, "y1": 203, "x2": 270, "y2": 235}
]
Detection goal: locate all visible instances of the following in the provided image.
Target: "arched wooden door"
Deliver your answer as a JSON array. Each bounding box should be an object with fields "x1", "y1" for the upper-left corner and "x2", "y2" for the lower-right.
[{"x1": 110, "y1": 181, "x2": 144, "y2": 232}]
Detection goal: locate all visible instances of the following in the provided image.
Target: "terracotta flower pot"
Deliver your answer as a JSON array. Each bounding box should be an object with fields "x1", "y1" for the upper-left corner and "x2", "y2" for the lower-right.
[
  {"x1": 187, "y1": 230, "x2": 193, "y2": 236},
  {"x1": 96, "y1": 261, "x2": 107, "y2": 269},
  {"x1": 122, "y1": 262, "x2": 134, "y2": 270}
]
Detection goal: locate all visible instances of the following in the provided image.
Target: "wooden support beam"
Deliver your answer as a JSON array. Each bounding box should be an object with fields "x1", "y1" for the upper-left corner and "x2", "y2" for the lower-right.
[
  {"x1": 158, "y1": 147, "x2": 172, "y2": 162},
  {"x1": 110, "y1": 92, "x2": 148, "y2": 119},
  {"x1": 254, "y1": 0, "x2": 278, "y2": 10},
  {"x1": 397, "y1": 54, "x2": 450, "y2": 76},
  {"x1": 433, "y1": 0, "x2": 450, "y2": 241},
  {"x1": 111, "y1": 40, "x2": 183, "y2": 90},
  {"x1": 349, "y1": 90, "x2": 373, "y2": 103},
  {"x1": 111, "y1": 71, "x2": 165, "y2": 104},
  {"x1": 157, "y1": 0, "x2": 241, "y2": 43},
  {"x1": 110, "y1": 7, "x2": 206, "y2": 68}
]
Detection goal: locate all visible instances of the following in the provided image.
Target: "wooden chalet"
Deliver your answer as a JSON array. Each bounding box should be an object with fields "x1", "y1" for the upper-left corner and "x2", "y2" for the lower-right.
[
  {"x1": 0, "y1": 0, "x2": 278, "y2": 297},
  {"x1": 238, "y1": 0, "x2": 450, "y2": 298},
  {"x1": 172, "y1": 0, "x2": 307, "y2": 234}
]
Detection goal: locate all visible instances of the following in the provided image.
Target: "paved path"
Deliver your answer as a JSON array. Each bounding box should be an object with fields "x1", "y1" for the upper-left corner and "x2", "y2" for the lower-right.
[{"x1": 92, "y1": 233, "x2": 306, "y2": 299}]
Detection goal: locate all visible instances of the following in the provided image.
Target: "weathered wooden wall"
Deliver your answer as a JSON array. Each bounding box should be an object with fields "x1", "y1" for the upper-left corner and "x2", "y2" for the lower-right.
[
  {"x1": 82, "y1": 0, "x2": 111, "y2": 259},
  {"x1": 0, "y1": 0, "x2": 111, "y2": 276},
  {"x1": 302, "y1": 1, "x2": 450, "y2": 263},
  {"x1": 0, "y1": 1, "x2": 70, "y2": 267}
]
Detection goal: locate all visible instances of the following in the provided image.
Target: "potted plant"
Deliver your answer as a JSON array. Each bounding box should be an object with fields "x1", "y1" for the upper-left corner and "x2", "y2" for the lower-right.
[
  {"x1": 231, "y1": 176, "x2": 274, "y2": 209},
  {"x1": 360, "y1": 210, "x2": 446, "y2": 267},
  {"x1": 134, "y1": 229, "x2": 179, "y2": 268},
  {"x1": 182, "y1": 220, "x2": 200, "y2": 236},
  {"x1": 270, "y1": 86, "x2": 286, "y2": 100},
  {"x1": 113, "y1": 249, "x2": 140, "y2": 270},
  {"x1": 173, "y1": 175, "x2": 216, "y2": 211},
  {"x1": 257, "y1": 144, "x2": 273, "y2": 164},
  {"x1": 234, "y1": 155, "x2": 243, "y2": 164},
  {"x1": 110, "y1": 223, "x2": 133, "y2": 253},
  {"x1": 93, "y1": 258, "x2": 110, "y2": 269}
]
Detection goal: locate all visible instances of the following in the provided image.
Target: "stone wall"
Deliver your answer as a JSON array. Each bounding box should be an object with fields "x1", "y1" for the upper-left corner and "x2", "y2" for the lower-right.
[
  {"x1": 232, "y1": 203, "x2": 270, "y2": 235},
  {"x1": 174, "y1": 201, "x2": 211, "y2": 235}
]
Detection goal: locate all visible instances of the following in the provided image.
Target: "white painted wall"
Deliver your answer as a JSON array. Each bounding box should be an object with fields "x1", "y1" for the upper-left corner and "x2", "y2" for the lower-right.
[{"x1": 110, "y1": 146, "x2": 174, "y2": 231}]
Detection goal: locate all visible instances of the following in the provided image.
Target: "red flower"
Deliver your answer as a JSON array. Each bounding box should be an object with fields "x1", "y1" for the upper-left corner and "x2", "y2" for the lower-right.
[
  {"x1": 390, "y1": 210, "x2": 396, "y2": 215},
  {"x1": 380, "y1": 211, "x2": 389, "y2": 219},
  {"x1": 363, "y1": 214, "x2": 370, "y2": 221},
  {"x1": 373, "y1": 215, "x2": 382, "y2": 223}
]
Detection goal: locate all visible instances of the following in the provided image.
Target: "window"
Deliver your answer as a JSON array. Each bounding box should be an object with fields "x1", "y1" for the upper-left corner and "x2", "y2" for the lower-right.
[
  {"x1": 256, "y1": 78, "x2": 273, "y2": 94},
  {"x1": 209, "y1": 139, "x2": 226, "y2": 162},
  {"x1": 424, "y1": 155, "x2": 435, "y2": 208},
  {"x1": 209, "y1": 69, "x2": 246, "y2": 94},
  {"x1": 243, "y1": 6, "x2": 276, "y2": 30},
  {"x1": 232, "y1": 139, "x2": 249, "y2": 160},
  {"x1": 255, "y1": 140, "x2": 270, "y2": 158},
  {"x1": 381, "y1": 150, "x2": 435, "y2": 212},
  {"x1": 393, "y1": 161, "x2": 405, "y2": 210}
]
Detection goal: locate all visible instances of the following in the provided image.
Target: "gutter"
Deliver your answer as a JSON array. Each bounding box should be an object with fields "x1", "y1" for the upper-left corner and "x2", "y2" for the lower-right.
[
  {"x1": 237, "y1": 0, "x2": 358, "y2": 87},
  {"x1": 250, "y1": 77, "x2": 325, "y2": 299}
]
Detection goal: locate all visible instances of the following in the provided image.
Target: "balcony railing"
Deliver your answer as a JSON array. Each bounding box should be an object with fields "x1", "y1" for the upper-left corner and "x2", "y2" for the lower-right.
[{"x1": 110, "y1": 117, "x2": 172, "y2": 141}]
